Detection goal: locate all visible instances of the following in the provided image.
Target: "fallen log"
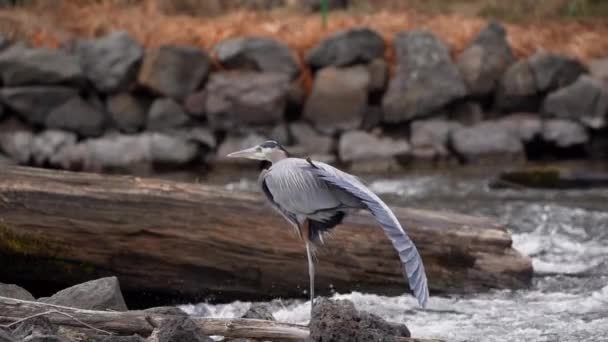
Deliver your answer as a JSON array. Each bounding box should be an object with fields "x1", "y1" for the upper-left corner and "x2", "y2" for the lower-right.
[
  {"x1": 0, "y1": 166, "x2": 532, "y2": 306},
  {"x1": 0, "y1": 296, "x2": 443, "y2": 342}
]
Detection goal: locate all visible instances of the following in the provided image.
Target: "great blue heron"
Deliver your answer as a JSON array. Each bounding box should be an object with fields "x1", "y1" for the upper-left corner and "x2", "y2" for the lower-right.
[{"x1": 228, "y1": 140, "x2": 429, "y2": 311}]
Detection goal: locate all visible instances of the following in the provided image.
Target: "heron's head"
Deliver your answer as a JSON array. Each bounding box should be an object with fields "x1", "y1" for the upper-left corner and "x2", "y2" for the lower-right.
[{"x1": 227, "y1": 140, "x2": 288, "y2": 163}]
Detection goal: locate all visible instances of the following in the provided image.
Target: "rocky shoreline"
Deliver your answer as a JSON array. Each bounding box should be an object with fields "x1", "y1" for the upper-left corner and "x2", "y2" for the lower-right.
[{"x1": 0, "y1": 21, "x2": 606, "y2": 174}]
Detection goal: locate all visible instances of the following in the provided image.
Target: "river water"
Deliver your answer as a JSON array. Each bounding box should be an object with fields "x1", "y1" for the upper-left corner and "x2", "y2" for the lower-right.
[{"x1": 179, "y1": 166, "x2": 608, "y2": 342}]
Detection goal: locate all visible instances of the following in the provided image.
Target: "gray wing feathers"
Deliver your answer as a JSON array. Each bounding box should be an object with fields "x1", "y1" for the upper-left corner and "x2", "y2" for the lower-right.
[{"x1": 308, "y1": 161, "x2": 429, "y2": 308}]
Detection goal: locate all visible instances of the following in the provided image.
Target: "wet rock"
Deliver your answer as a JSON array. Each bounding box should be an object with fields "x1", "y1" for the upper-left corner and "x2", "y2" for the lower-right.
[
  {"x1": 0, "y1": 282, "x2": 35, "y2": 301},
  {"x1": 0, "y1": 86, "x2": 78, "y2": 125},
  {"x1": 184, "y1": 90, "x2": 206, "y2": 117},
  {"x1": 451, "y1": 121, "x2": 524, "y2": 162},
  {"x1": 382, "y1": 30, "x2": 467, "y2": 123},
  {"x1": 45, "y1": 97, "x2": 107, "y2": 137},
  {"x1": 30, "y1": 130, "x2": 77, "y2": 165},
  {"x1": 495, "y1": 114, "x2": 542, "y2": 142},
  {"x1": 147, "y1": 98, "x2": 190, "y2": 131},
  {"x1": 107, "y1": 93, "x2": 148, "y2": 133},
  {"x1": 457, "y1": 21, "x2": 514, "y2": 96},
  {"x1": 39, "y1": 276, "x2": 128, "y2": 311},
  {"x1": 589, "y1": 57, "x2": 608, "y2": 80},
  {"x1": 309, "y1": 298, "x2": 410, "y2": 342},
  {"x1": 11, "y1": 317, "x2": 55, "y2": 340},
  {"x1": 304, "y1": 65, "x2": 369, "y2": 132},
  {"x1": 0, "y1": 45, "x2": 83, "y2": 86},
  {"x1": 367, "y1": 58, "x2": 388, "y2": 94},
  {"x1": 495, "y1": 60, "x2": 539, "y2": 112},
  {"x1": 76, "y1": 31, "x2": 143, "y2": 92},
  {"x1": 214, "y1": 37, "x2": 299, "y2": 78},
  {"x1": 151, "y1": 317, "x2": 213, "y2": 342},
  {"x1": 339, "y1": 130, "x2": 409, "y2": 169},
  {"x1": 529, "y1": 51, "x2": 587, "y2": 93},
  {"x1": 289, "y1": 121, "x2": 333, "y2": 155},
  {"x1": 306, "y1": 28, "x2": 385, "y2": 69},
  {"x1": 205, "y1": 71, "x2": 290, "y2": 130},
  {"x1": 241, "y1": 303, "x2": 275, "y2": 320},
  {"x1": 542, "y1": 75, "x2": 608, "y2": 129},
  {"x1": 542, "y1": 119, "x2": 589, "y2": 148},
  {"x1": 138, "y1": 45, "x2": 211, "y2": 100},
  {"x1": 411, "y1": 119, "x2": 462, "y2": 160}
]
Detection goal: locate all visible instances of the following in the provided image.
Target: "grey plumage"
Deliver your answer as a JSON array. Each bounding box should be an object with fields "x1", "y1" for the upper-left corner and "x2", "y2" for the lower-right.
[{"x1": 228, "y1": 141, "x2": 429, "y2": 310}]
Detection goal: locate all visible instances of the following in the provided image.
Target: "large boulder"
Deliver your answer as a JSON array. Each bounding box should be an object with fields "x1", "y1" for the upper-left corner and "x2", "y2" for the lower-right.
[
  {"x1": 411, "y1": 119, "x2": 462, "y2": 161},
  {"x1": 339, "y1": 130, "x2": 409, "y2": 171},
  {"x1": 205, "y1": 71, "x2": 290, "y2": 130},
  {"x1": 75, "y1": 31, "x2": 143, "y2": 93},
  {"x1": 0, "y1": 283, "x2": 35, "y2": 301},
  {"x1": 309, "y1": 298, "x2": 410, "y2": 342},
  {"x1": 0, "y1": 86, "x2": 78, "y2": 125},
  {"x1": 0, "y1": 45, "x2": 83, "y2": 86},
  {"x1": 495, "y1": 114, "x2": 542, "y2": 143},
  {"x1": 45, "y1": 97, "x2": 107, "y2": 137},
  {"x1": 382, "y1": 30, "x2": 467, "y2": 123},
  {"x1": 39, "y1": 277, "x2": 128, "y2": 311},
  {"x1": 304, "y1": 65, "x2": 369, "y2": 132},
  {"x1": 138, "y1": 45, "x2": 211, "y2": 100},
  {"x1": 542, "y1": 119, "x2": 589, "y2": 148},
  {"x1": 451, "y1": 121, "x2": 524, "y2": 162},
  {"x1": 457, "y1": 21, "x2": 514, "y2": 96},
  {"x1": 289, "y1": 121, "x2": 333, "y2": 156},
  {"x1": 106, "y1": 93, "x2": 149, "y2": 133},
  {"x1": 529, "y1": 51, "x2": 587, "y2": 93},
  {"x1": 146, "y1": 98, "x2": 190, "y2": 131},
  {"x1": 214, "y1": 37, "x2": 299, "y2": 78},
  {"x1": 542, "y1": 75, "x2": 608, "y2": 129},
  {"x1": 495, "y1": 60, "x2": 539, "y2": 112},
  {"x1": 306, "y1": 28, "x2": 385, "y2": 69}
]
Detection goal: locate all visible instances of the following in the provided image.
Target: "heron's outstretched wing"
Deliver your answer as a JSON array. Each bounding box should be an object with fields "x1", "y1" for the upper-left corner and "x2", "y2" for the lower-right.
[{"x1": 306, "y1": 159, "x2": 429, "y2": 308}]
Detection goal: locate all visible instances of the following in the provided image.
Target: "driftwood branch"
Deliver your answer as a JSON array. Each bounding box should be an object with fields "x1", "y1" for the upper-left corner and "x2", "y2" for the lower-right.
[
  {"x1": 0, "y1": 297, "x2": 442, "y2": 342},
  {"x1": 0, "y1": 166, "x2": 532, "y2": 303}
]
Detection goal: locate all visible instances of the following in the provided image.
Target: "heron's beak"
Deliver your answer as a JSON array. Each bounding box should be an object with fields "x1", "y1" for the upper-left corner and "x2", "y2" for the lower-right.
[{"x1": 226, "y1": 146, "x2": 265, "y2": 160}]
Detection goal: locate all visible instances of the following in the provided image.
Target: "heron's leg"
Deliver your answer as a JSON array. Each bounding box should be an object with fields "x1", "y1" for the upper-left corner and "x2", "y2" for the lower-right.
[{"x1": 301, "y1": 219, "x2": 315, "y2": 317}]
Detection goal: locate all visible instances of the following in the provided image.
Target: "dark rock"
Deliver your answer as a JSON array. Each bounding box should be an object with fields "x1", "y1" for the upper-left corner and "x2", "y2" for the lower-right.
[
  {"x1": 457, "y1": 21, "x2": 514, "y2": 96},
  {"x1": 361, "y1": 106, "x2": 383, "y2": 131},
  {"x1": 529, "y1": 51, "x2": 587, "y2": 93},
  {"x1": 309, "y1": 298, "x2": 410, "y2": 342},
  {"x1": 147, "y1": 98, "x2": 190, "y2": 131},
  {"x1": 0, "y1": 45, "x2": 83, "y2": 86},
  {"x1": 12, "y1": 316, "x2": 56, "y2": 340},
  {"x1": 289, "y1": 122, "x2": 333, "y2": 155},
  {"x1": 306, "y1": 28, "x2": 385, "y2": 69},
  {"x1": 542, "y1": 119, "x2": 589, "y2": 148},
  {"x1": 241, "y1": 303, "x2": 275, "y2": 320},
  {"x1": 107, "y1": 93, "x2": 148, "y2": 133},
  {"x1": 30, "y1": 130, "x2": 78, "y2": 165},
  {"x1": 144, "y1": 306, "x2": 188, "y2": 316},
  {"x1": 0, "y1": 282, "x2": 35, "y2": 300},
  {"x1": 542, "y1": 75, "x2": 608, "y2": 129},
  {"x1": 23, "y1": 335, "x2": 69, "y2": 342},
  {"x1": 304, "y1": 0, "x2": 348, "y2": 11},
  {"x1": 0, "y1": 130, "x2": 34, "y2": 164},
  {"x1": 138, "y1": 45, "x2": 211, "y2": 100},
  {"x1": 152, "y1": 317, "x2": 213, "y2": 342},
  {"x1": 303, "y1": 65, "x2": 369, "y2": 132},
  {"x1": 45, "y1": 97, "x2": 106, "y2": 137},
  {"x1": 339, "y1": 130, "x2": 409, "y2": 171},
  {"x1": 451, "y1": 121, "x2": 524, "y2": 162},
  {"x1": 184, "y1": 90, "x2": 206, "y2": 117},
  {"x1": 0, "y1": 103, "x2": 4, "y2": 120},
  {"x1": 0, "y1": 329, "x2": 16, "y2": 342},
  {"x1": 205, "y1": 72, "x2": 290, "y2": 130},
  {"x1": 589, "y1": 58, "x2": 608, "y2": 80},
  {"x1": 448, "y1": 101, "x2": 484, "y2": 125},
  {"x1": 382, "y1": 30, "x2": 467, "y2": 123},
  {"x1": 367, "y1": 58, "x2": 388, "y2": 94},
  {"x1": 76, "y1": 31, "x2": 143, "y2": 92},
  {"x1": 495, "y1": 60, "x2": 538, "y2": 112},
  {"x1": 0, "y1": 86, "x2": 78, "y2": 125},
  {"x1": 214, "y1": 37, "x2": 299, "y2": 78},
  {"x1": 39, "y1": 276, "x2": 128, "y2": 311},
  {"x1": 495, "y1": 114, "x2": 542, "y2": 142},
  {"x1": 411, "y1": 119, "x2": 462, "y2": 160}
]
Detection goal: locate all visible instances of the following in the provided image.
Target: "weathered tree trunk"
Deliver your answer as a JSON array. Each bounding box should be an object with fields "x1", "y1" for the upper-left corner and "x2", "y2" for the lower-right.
[
  {"x1": 0, "y1": 297, "x2": 443, "y2": 342},
  {"x1": 0, "y1": 166, "x2": 532, "y2": 306}
]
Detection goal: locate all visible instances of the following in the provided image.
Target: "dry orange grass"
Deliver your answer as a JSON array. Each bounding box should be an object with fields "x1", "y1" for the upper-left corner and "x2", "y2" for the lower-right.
[{"x1": 1, "y1": 0, "x2": 608, "y2": 91}]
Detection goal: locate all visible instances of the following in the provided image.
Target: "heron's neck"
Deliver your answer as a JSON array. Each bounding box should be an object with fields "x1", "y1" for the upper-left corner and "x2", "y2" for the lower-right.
[{"x1": 269, "y1": 149, "x2": 288, "y2": 163}]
